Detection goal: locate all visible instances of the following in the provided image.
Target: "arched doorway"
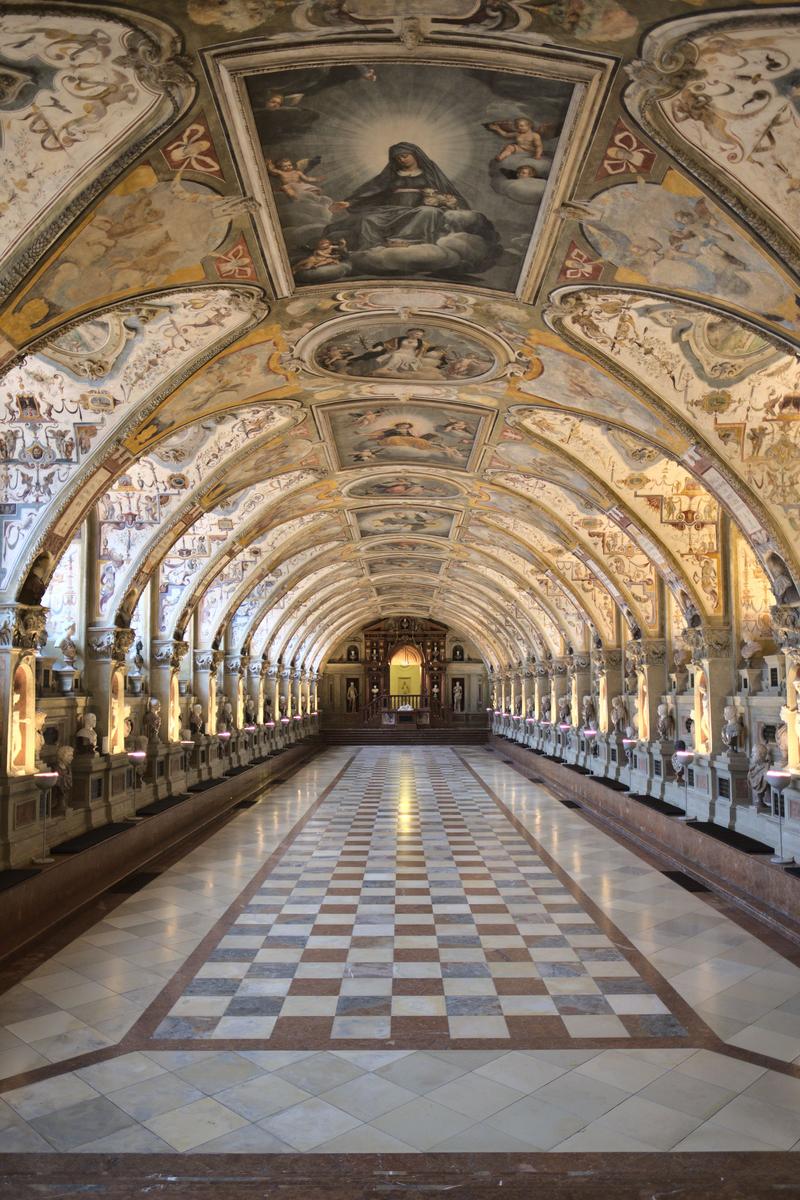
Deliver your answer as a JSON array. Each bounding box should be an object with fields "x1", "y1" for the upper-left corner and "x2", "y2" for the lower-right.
[{"x1": 389, "y1": 644, "x2": 422, "y2": 702}]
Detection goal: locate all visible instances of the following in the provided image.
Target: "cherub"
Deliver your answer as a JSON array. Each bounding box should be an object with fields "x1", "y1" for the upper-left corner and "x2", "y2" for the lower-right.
[
  {"x1": 503, "y1": 163, "x2": 538, "y2": 180},
  {"x1": 486, "y1": 117, "x2": 548, "y2": 161},
  {"x1": 263, "y1": 92, "x2": 305, "y2": 110},
  {"x1": 293, "y1": 237, "x2": 347, "y2": 271},
  {"x1": 266, "y1": 155, "x2": 322, "y2": 200}
]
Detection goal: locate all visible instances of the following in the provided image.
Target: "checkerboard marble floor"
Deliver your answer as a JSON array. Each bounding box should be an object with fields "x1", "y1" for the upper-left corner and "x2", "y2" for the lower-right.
[
  {"x1": 2, "y1": 746, "x2": 800, "y2": 1156},
  {"x1": 146, "y1": 749, "x2": 691, "y2": 1046}
]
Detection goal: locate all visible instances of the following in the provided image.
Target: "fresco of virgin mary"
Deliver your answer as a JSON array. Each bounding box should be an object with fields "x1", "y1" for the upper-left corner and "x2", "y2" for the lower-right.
[{"x1": 322, "y1": 142, "x2": 499, "y2": 273}]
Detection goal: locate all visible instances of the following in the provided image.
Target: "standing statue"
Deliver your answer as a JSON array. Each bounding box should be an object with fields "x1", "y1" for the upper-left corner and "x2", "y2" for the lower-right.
[
  {"x1": 721, "y1": 705, "x2": 744, "y2": 753},
  {"x1": 143, "y1": 697, "x2": 162, "y2": 743},
  {"x1": 581, "y1": 694, "x2": 596, "y2": 730},
  {"x1": 346, "y1": 681, "x2": 358, "y2": 712},
  {"x1": 452, "y1": 680, "x2": 463, "y2": 713},
  {"x1": 656, "y1": 703, "x2": 674, "y2": 741},
  {"x1": 75, "y1": 711, "x2": 98, "y2": 755},
  {"x1": 610, "y1": 695, "x2": 627, "y2": 734},
  {"x1": 747, "y1": 741, "x2": 771, "y2": 807}
]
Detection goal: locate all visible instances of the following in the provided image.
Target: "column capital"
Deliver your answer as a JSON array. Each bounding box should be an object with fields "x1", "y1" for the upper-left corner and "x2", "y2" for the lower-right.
[
  {"x1": 224, "y1": 653, "x2": 244, "y2": 675},
  {"x1": 152, "y1": 639, "x2": 189, "y2": 670},
  {"x1": 568, "y1": 652, "x2": 591, "y2": 676},
  {"x1": 627, "y1": 638, "x2": 667, "y2": 669},
  {"x1": 772, "y1": 604, "x2": 800, "y2": 663},
  {"x1": 86, "y1": 626, "x2": 135, "y2": 666},
  {"x1": 591, "y1": 647, "x2": 623, "y2": 674},
  {"x1": 682, "y1": 625, "x2": 732, "y2": 664},
  {"x1": 247, "y1": 659, "x2": 265, "y2": 679},
  {"x1": 194, "y1": 648, "x2": 224, "y2": 672},
  {"x1": 0, "y1": 604, "x2": 46, "y2": 651}
]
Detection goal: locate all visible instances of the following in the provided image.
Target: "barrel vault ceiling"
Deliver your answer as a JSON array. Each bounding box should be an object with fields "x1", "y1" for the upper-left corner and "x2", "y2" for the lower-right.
[{"x1": 1, "y1": 1, "x2": 796, "y2": 672}]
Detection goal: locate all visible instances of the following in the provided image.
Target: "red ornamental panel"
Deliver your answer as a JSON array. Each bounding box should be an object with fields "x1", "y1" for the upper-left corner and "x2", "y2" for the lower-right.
[{"x1": 596, "y1": 119, "x2": 656, "y2": 179}]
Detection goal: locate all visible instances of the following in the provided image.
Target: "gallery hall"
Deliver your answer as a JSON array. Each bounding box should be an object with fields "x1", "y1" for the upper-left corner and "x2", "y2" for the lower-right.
[{"x1": 0, "y1": 0, "x2": 799, "y2": 1195}]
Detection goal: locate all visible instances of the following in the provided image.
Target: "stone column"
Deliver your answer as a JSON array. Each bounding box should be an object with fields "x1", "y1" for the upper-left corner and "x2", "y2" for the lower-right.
[
  {"x1": 280, "y1": 667, "x2": 292, "y2": 719},
  {"x1": 684, "y1": 626, "x2": 734, "y2": 756},
  {"x1": 223, "y1": 653, "x2": 245, "y2": 729},
  {"x1": 681, "y1": 625, "x2": 734, "y2": 818},
  {"x1": 551, "y1": 657, "x2": 569, "y2": 720},
  {"x1": 772, "y1": 603, "x2": 800, "y2": 828},
  {"x1": 264, "y1": 664, "x2": 279, "y2": 724},
  {"x1": 85, "y1": 626, "x2": 135, "y2": 753},
  {"x1": 626, "y1": 638, "x2": 668, "y2": 793},
  {"x1": 631, "y1": 639, "x2": 667, "y2": 743},
  {"x1": 592, "y1": 647, "x2": 622, "y2": 734},
  {"x1": 193, "y1": 648, "x2": 223, "y2": 732},
  {"x1": 0, "y1": 605, "x2": 47, "y2": 778},
  {"x1": 534, "y1": 662, "x2": 546, "y2": 715},
  {"x1": 592, "y1": 646, "x2": 623, "y2": 779},
  {"x1": 569, "y1": 652, "x2": 591, "y2": 726},
  {"x1": 151, "y1": 639, "x2": 189, "y2": 744},
  {"x1": 246, "y1": 659, "x2": 264, "y2": 722}
]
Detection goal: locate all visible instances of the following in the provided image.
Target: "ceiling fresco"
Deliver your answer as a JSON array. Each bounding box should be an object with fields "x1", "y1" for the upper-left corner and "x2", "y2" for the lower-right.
[
  {"x1": 242, "y1": 61, "x2": 575, "y2": 293},
  {"x1": 0, "y1": 0, "x2": 794, "y2": 677}
]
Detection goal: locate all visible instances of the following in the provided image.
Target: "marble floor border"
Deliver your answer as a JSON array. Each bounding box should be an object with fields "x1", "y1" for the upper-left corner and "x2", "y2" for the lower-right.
[{"x1": 0, "y1": 1150, "x2": 796, "y2": 1198}]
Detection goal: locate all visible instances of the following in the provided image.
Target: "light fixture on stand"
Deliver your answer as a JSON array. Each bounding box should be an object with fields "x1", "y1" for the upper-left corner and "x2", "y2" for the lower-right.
[
  {"x1": 32, "y1": 771, "x2": 58, "y2": 865},
  {"x1": 127, "y1": 749, "x2": 147, "y2": 818},
  {"x1": 765, "y1": 769, "x2": 794, "y2": 865}
]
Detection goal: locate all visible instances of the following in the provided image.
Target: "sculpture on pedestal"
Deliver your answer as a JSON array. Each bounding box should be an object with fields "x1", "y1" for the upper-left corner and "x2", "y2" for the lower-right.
[
  {"x1": 143, "y1": 697, "x2": 162, "y2": 743},
  {"x1": 58, "y1": 624, "x2": 78, "y2": 666},
  {"x1": 189, "y1": 702, "x2": 205, "y2": 736},
  {"x1": 34, "y1": 710, "x2": 47, "y2": 768},
  {"x1": 540, "y1": 694, "x2": 551, "y2": 722},
  {"x1": 219, "y1": 696, "x2": 235, "y2": 731},
  {"x1": 610, "y1": 695, "x2": 627, "y2": 734},
  {"x1": 75, "y1": 711, "x2": 98, "y2": 755},
  {"x1": 721, "y1": 705, "x2": 744, "y2": 753},
  {"x1": 244, "y1": 695, "x2": 257, "y2": 725},
  {"x1": 54, "y1": 745, "x2": 74, "y2": 809},
  {"x1": 747, "y1": 741, "x2": 771, "y2": 806},
  {"x1": 557, "y1": 694, "x2": 571, "y2": 725},
  {"x1": 672, "y1": 650, "x2": 689, "y2": 694},
  {"x1": 656, "y1": 703, "x2": 674, "y2": 741},
  {"x1": 581, "y1": 694, "x2": 596, "y2": 730},
  {"x1": 671, "y1": 739, "x2": 688, "y2": 783}
]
